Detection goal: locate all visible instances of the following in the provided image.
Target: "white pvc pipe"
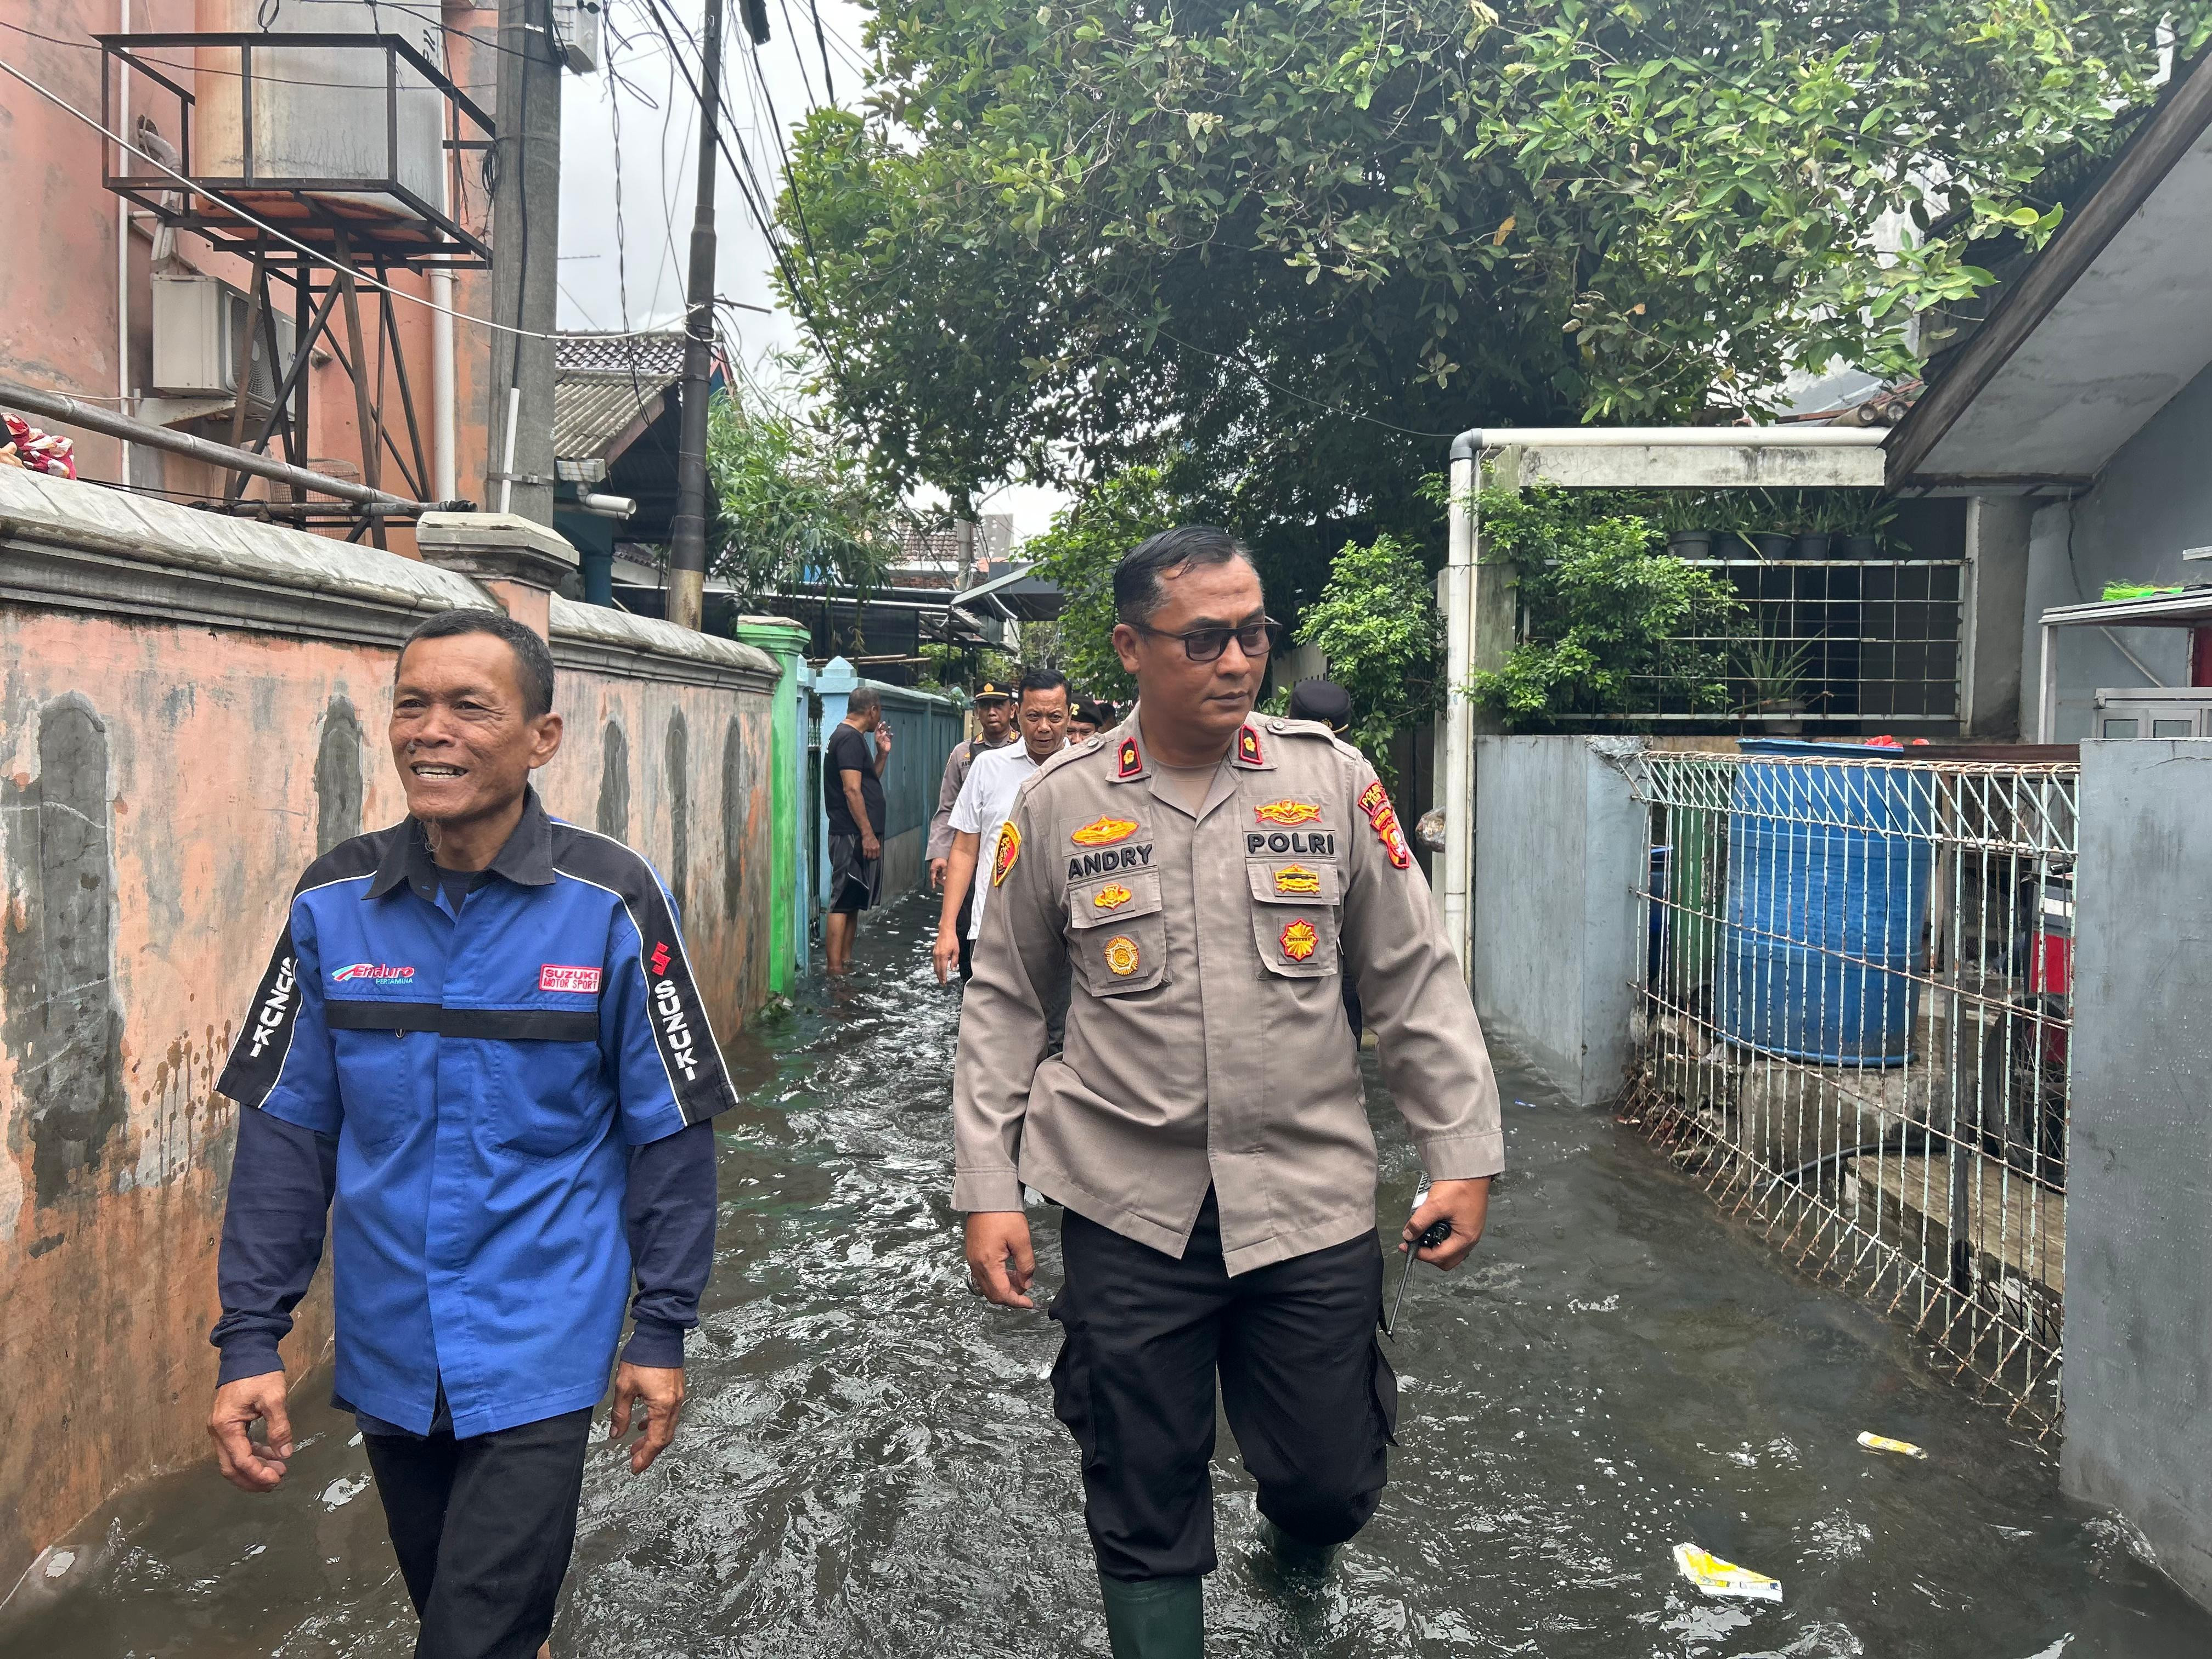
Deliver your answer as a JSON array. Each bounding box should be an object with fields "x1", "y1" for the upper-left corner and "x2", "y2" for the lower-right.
[
  {"x1": 116, "y1": 0, "x2": 132, "y2": 483},
  {"x1": 431, "y1": 131, "x2": 458, "y2": 501},
  {"x1": 577, "y1": 492, "x2": 637, "y2": 518},
  {"x1": 1441, "y1": 450, "x2": 1478, "y2": 977},
  {"x1": 498, "y1": 383, "x2": 520, "y2": 514}
]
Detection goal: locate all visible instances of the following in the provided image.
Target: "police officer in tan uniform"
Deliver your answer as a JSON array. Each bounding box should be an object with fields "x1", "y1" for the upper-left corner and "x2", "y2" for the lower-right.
[{"x1": 952, "y1": 527, "x2": 1503, "y2": 1657}]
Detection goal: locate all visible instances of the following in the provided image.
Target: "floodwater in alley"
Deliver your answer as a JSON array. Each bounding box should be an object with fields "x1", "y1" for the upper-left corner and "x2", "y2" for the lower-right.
[{"x1": 8, "y1": 896, "x2": 2209, "y2": 1658}]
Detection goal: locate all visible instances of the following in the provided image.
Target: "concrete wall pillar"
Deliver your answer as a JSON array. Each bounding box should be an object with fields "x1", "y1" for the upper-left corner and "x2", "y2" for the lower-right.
[
  {"x1": 1960, "y1": 496, "x2": 2034, "y2": 738},
  {"x1": 413, "y1": 512, "x2": 580, "y2": 641},
  {"x1": 1471, "y1": 736, "x2": 1646, "y2": 1104},
  {"x1": 2065, "y1": 738, "x2": 2212, "y2": 1614}
]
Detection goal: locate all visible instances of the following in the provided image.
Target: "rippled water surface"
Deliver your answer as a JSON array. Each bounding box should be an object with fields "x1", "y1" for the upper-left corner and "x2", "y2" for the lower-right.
[{"x1": 9, "y1": 897, "x2": 2209, "y2": 1657}]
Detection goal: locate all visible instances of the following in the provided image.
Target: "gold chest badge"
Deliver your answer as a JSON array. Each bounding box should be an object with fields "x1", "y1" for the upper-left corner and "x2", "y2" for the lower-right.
[
  {"x1": 1254, "y1": 799, "x2": 1321, "y2": 827},
  {"x1": 1092, "y1": 883, "x2": 1134, "y2": 912},
  {"x1": 1279, "y1": 919, "x2": 1321, "y2": 962},
  {"x1": 1272, "y1": 864, "x2": 1321, "y2": 896},
  {"x1": 1102, "y1": 935, "x2": 1141, "y2": 977},
  {"x1": 1071, "y1": 815, "x2": 1138, "y2": 847}
]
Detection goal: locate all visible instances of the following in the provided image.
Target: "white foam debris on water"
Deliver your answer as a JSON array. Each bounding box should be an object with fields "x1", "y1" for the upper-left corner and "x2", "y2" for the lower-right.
[
  {"x1": 319, "y1": 1475, "x2": 370, "y2": 1510},
  {"x1": 347, "y1": 1432, "x2": 363, "y2": 1448},
  {"x1": 1568, "y1": 1295, "x2": 1620, "y2": 1312},
  {"x1": 244, "y1": 1544, "x2": 267, "y2": 1559},
  {"x1": 2017, "y1": 1639, "x2": 2073, "y2": 1659},
  {"x1": 43, "y1": 1550, "x2": 76, "y2": 1579}
]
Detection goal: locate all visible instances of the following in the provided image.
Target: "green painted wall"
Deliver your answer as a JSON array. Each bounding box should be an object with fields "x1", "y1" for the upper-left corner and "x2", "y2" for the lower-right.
[{"x1": 733, "y1": 617, "x2": 811, "y2": 994}]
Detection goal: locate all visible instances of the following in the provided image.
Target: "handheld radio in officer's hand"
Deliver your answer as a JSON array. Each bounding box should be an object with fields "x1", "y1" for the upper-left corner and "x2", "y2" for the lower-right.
[{"x1": 1385, "y1": 1218, "x2": 1453, "y2": 1337}]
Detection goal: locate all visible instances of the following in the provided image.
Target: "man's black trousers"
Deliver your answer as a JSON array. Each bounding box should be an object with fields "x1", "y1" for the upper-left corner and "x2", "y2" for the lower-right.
[
  {"x1": 362, "y1": 1406, "x2": 595, "y2": 1659},
  {"x1": 1049, "y1": 1190, "x2": 1398, "y2": 1581}
]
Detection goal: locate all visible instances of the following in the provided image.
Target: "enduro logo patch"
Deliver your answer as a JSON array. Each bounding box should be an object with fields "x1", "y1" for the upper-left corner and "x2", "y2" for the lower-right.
[
  {"x1": 1254, "y1": 799, "x2": 1322, "y2": 827},
  {"x1": 1358, "y1": 780, "x2": 1414, "y2": 871},
  {"x1": 1236, "y1": 726, "x2": 1264, "y2": 765},
  {"x1": 1279, "y1": 918, "x2": 1321, "y2": 963},
  {"x1": 1093, "y1": 883, "x2": 1134, "y2": 912},
  {"x1": 1102, "y1": 935, "x2": 1141, "y2": 977},
  {"x1": 539, "y1": 964, "x2": 602, "y2": 994},
  {"x1": 992, "y1": 820, "x2": 1023, "y2": 887},
  {"x1": 1117, "y1": 737, "x2": 1143, "y2": 778},
  {"x1": 1071, "y1": 815, "x2": 1139, "y2": 847},
  {"x1": 1272, "y1": 864, "x2": 1322, "y2": 896},
  {"x1": 331, "y1": 962, "x2": 416, "y2": 983}
]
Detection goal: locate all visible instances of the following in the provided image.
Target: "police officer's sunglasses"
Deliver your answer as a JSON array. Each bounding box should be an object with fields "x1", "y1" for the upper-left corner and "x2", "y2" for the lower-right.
[{"x1": 1131, "y1": 617, "x2": 1284, "y2": 663}]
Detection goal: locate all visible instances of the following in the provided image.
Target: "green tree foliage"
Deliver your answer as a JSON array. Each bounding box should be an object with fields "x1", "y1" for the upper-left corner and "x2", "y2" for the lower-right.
[
  {"x1": 1291, "y1": 535, "x2": 1441, "y2": 781},
  {"x1": 1470, "y1": 488, "x2": 1740, "y2": 727},
  {"x1": 704, "y1": 386, "x2": 898, "y2": 602},
  {"x1": 1020, "y1": 465, "x2": 1185, "y2": 701},
  {"x1": 782, "y1": 1, "x2": 2204, "y2": 603}
]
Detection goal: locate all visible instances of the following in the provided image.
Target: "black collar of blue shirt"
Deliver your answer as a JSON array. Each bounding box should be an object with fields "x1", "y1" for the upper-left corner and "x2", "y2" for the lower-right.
[{"x1": 366, "y1": 785, "x2": 559, "y2": 902}]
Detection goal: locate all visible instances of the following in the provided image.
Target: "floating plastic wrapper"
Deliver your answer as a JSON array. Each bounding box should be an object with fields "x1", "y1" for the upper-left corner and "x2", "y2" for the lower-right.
[{"x1": 1674, "y1": 1543, "x2": 1782, "y2": 1603}]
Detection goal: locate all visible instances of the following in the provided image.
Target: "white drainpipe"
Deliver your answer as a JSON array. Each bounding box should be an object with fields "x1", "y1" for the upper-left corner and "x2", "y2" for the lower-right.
[
  {"x1": 431, "y1": 90, "x2": 458, "y2": 501},
  {"x1": 116, "y1": 0, "x2": 132, "y2": 483}
]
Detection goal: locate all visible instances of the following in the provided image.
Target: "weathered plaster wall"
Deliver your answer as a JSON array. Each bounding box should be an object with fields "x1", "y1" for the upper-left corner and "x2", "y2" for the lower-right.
[{"x1": 0, "y1": 471, "x2": 776, "y2": 1591}]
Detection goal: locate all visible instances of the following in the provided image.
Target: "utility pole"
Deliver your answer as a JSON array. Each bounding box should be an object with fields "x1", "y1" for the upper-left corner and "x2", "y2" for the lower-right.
[
  {"x1": 668, "y1": 0, "x2": 728, "y2": 633},
  {"x1": 487, "y1": 0, "x2": 563, "y2": 526}
]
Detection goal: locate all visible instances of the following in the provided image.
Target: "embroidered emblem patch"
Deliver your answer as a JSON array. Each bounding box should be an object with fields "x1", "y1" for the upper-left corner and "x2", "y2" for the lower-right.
[
  {"x1": 1071, "y1": 815, "x2": 1139, "y2": 847},
  {"x1": 992, "y1": 820, "x2": 1022, "y2": 887},
  {"x1": 1236, "y1": 725, "x2": 1263, "y2": 765},
  {"x1": 1358, "y1": 780, "x2": 1413, "y2": 870},
  {"x1": 1279, "y1": 919, "x2": 1321, "y2": 962},
  {"x1": 1117, "y1": 737, "x2": 1143, "y2": 778},
  {"x1": 1254, "y1": 799, "x2": 1322, "y2": 827},
  {"x1": 1103, "y1": 935, "x2": 1141, "y2": 977},
  {"x1": 650, "y1": 942, "x2": 673, "y2": 977},
  {"x1": 1093, "y1": 883, "x2": 1135, "y2": 912},
  {"x1": 1272, "y1": 864, "x2": 1322, "y2": 896},
  {"x1": 538, "y1": 964, "x2": 602, "y2": 994}
]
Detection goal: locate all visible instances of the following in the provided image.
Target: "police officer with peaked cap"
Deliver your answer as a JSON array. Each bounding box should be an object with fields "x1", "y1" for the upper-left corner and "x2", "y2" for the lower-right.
[{"x1": 952, "y1": 527, "x2": 1503, "y2": 1656}]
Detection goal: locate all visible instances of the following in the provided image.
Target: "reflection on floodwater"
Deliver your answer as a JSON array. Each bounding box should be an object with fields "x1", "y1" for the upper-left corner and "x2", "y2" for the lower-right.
[{"x1": 8, "y1": 899, "x2": 2208, "y2": 1658}]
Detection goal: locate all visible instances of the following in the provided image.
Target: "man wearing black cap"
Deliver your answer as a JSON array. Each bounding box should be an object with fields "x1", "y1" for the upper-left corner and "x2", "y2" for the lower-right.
[{"x1": 928, "y1": 682, "x2": 1018, "y2": 963}]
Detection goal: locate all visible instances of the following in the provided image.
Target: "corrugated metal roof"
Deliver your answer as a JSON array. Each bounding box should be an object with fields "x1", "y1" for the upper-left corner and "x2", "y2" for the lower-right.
[{"x1": 552, "y1": 331, "x2": 687, "y2": 466}]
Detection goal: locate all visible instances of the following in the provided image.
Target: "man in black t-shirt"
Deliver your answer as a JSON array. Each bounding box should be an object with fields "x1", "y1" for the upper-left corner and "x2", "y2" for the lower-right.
[{"x1": 824, "y1": 684, "x2": 892, "y2": 971}]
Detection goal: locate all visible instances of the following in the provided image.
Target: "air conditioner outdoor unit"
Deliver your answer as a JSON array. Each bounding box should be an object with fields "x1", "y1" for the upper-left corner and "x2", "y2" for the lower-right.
[{"x1": 150, "y1": 273, "x2": 296, "y2": 409}]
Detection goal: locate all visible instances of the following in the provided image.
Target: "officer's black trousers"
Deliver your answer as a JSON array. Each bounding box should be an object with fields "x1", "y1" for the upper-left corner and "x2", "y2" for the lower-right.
[
  {"x1": 1050, "y1": 1190, "x2": 1398, "y2": 1582},
  {"x1": 362, "y1": 1405, "x2": 594, "y2": 1659}
]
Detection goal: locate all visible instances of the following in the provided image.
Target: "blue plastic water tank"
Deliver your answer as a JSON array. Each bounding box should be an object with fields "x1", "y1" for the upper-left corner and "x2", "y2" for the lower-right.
[{"x1": 1718, "y1": 740, "x2": 1934, "y2": 1066}]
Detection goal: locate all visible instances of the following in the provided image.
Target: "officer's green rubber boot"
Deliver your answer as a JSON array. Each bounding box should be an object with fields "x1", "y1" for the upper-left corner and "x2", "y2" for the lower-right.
[
  {"x1": 1257, "y1": 1517, "x2": 1339, "y2": 1577},
  {"x1": 1098, "y1": 1573, "x2": 1204, "y2": 1659}
]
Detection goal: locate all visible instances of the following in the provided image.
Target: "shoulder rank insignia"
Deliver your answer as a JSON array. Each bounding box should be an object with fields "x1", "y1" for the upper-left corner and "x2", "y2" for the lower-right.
[
  {"x1": 1117, "y1": 737, "x2": 1143, "y2": 778},
  {"x1": 1254, "y1": 799, "x2": 1322, "y2": 827},
  {"x1": 1357, "y1": 780, "x2": 1413, "y2": 870},
  {"x1": 1236, "y1": 725, "x2": 1263, "y2": 765},
  {"x1": 991, "y1": 820, "x2": 1022, "y2": 886},
  {"x1": 1102, "y1": 935, "x2": 1141, "y2": 977},
  {"x1": 1093, "y1": 883, "x2": 1133, "y2": 912},
  {"x1": 1279, "y1": 918, "x2": 1321, "y2": 962},
  {"x1": 1272, "y1": 864, "x2": 1321, "y2": 895},
  {"x1": 1071, "y1": 815, "x2": 1138, "y2": 847}
]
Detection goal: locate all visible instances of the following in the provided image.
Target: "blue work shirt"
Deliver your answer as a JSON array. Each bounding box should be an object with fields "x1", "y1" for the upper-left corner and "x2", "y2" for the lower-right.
[{"x1": 213, "y1": 788, "x2": 737, "y2": 1439}]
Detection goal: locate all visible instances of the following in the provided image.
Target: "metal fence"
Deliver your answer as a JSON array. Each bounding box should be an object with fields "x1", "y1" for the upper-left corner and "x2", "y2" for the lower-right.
[
  {"x1": 1623, "y1": 748, "x2": 2077, "y2": 1435},
  {"x1": 1541, "y1": 556, "x2": 1964, "y2": 730}
]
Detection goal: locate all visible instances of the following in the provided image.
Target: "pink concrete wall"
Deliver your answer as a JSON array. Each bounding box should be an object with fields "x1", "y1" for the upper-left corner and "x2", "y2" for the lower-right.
[{"x1": 0, "y1": 604, "x2": 774, "y2": 1589}]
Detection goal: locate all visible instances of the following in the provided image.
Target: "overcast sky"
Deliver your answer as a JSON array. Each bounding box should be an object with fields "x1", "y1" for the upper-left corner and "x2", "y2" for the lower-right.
[{"x1": 554, "y1": 0, "x2": 1065, "y2": 539}]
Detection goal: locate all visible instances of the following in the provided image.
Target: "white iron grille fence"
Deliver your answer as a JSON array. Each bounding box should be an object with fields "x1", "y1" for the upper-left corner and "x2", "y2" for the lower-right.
[
  {"x1": 1623, "y1": 751, "x2": 2076, "y2": 1436},
  {"x1": 1537, "y1": 557, "x2": 1963, "y2": 727}
]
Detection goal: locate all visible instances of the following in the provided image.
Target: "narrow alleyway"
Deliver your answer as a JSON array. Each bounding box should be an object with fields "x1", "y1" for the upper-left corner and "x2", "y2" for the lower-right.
[{"x1": 7, "y1": 896, "x2": 2208, "y2": 1658}]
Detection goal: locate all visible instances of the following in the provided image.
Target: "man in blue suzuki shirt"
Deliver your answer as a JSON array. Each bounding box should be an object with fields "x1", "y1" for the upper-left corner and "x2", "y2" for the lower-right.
[{"x1": 207, "y1": 608, "x2": 738, "y2": 1659}]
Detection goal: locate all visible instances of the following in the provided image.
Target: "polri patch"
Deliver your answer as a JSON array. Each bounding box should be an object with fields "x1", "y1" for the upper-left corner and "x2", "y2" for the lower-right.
[
  {"x1": 1072, "y1": 815, "x2": 1139, "y2": 847},
  {"x1": 992, "y1": 820, "x2": 1022, "y2": 886},
  {"x1": 1279, "y1": 918, "x2": 1321, "y2": 962},
  {"x1": 1254, "y1": 799, "x2": 1321, "y2": 827},
  {"x1": 1272, "y1": 864, "x2": 1322, "y2": 896},
  {"x1": 1117, "y1": 737, "x2": 1143, "y2": 778},
  {"x1": 1102, "y1": 935, "x2": 1141, "y2": 977},
  {"x1": 1236, "y1": 725, "x2": 1263, "y2": 765},
  {"x1": 1358, "y1": 780, "x2": 1413, "y2": 870},
  {"x1": 1093, "y1": 883, "x2": 1134, "y2": 912}
]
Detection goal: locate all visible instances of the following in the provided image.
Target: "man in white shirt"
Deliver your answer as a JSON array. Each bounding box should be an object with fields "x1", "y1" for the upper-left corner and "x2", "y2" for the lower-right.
[{"x1": 933, "y1": 669, "x2": 1072, "y2": 984}]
